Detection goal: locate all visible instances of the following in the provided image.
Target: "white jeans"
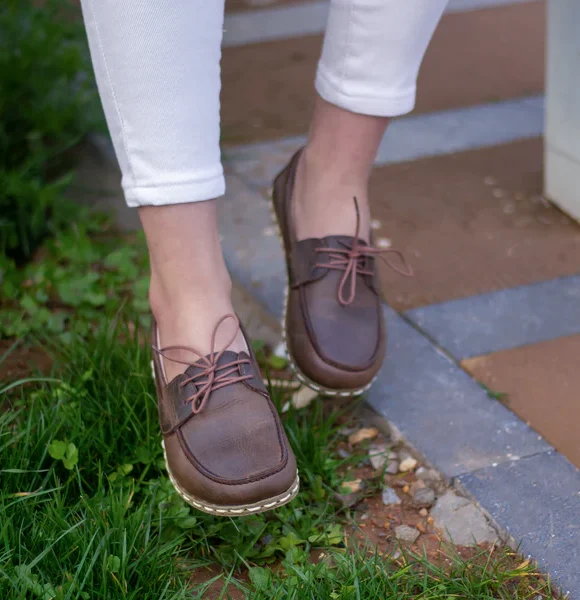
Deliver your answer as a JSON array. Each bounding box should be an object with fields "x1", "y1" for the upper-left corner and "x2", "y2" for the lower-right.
[{"x1": 80, "y1": 0, "x2": 448, "y2": 208}]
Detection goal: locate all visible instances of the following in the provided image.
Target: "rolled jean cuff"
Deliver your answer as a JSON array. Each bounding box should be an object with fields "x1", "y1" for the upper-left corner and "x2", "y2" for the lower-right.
[
  {"x1": 123, "y1": 167, "x2": 225, "y2": 207},
  {"x1": 315, "y1": 67, "x2": 416, "y2": 118}
]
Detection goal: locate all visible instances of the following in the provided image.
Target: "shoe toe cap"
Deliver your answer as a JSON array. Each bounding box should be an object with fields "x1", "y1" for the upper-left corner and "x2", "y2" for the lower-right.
[{"x1": 163, "y1": 410, "x2": 298, "y2": 508}]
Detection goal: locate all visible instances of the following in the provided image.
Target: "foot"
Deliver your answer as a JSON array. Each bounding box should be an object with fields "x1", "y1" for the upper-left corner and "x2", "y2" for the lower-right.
[
  {"x1": 272, "y1": 150, "x2": 411, "y2": 396},
  {"x1": 142, "y1": 199, "x2": 248, "y2": 383},
  {"x1": 151, "y1": 313, "x2": 299, "y2": 515}
]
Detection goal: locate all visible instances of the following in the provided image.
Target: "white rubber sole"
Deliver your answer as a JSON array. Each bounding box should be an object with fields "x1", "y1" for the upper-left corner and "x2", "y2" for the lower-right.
[
  {"x1": 261, "y1": 375, "x2": 301, "y2": 392},
  {"x1": 162, "y1": 440, "x2": 300, "y2": 516},
  {"x1": 268, "y1": 188, "x2": 378, "y2": 399}
]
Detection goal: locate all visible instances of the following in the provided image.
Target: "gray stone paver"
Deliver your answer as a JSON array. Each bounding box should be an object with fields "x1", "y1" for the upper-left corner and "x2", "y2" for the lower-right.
[
  {"x1": 223, "y1": 0, "x2": 538, "y2": 48},
  {"x1": 231, "y1": 283, "x2": 281, "y2": 348},
  {"x1": 218, "y1": 172, "x2": 287, "y2": 316},
  {"x1": 458, "y1": 452, "x2": 580, "y2": 597},
  {"x1": 407, "y1": 274, "x2": 580, "y2": 359},
  {"x1": 430, "y1": 490, "x2": 499, "y2": 545}
]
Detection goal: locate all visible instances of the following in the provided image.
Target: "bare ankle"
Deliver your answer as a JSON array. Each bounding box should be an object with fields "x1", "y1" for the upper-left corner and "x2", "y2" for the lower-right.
[
  {"x1": 149, "y1": 272, "x2": 232, "y2": 326},
  {"x1": 292, "y1": 149, "x2": 371, "y2": 241},
  {"x1": 149, "y1": 277, "x2": 249, "y2": 381}
]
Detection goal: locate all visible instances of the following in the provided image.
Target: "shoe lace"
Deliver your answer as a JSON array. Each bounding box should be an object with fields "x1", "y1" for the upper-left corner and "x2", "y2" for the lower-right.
[
  {"x1": 152, "y1": 314, "x2": 252, "y2": 414},
  {"x1": 314, "y1": 198, "x2": 414, "y2": 306}
]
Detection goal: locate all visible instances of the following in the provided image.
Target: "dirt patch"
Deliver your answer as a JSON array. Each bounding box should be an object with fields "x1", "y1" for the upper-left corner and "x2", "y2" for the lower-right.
[
  {"x1": 0, "y1": 340, "x2": 52, "y2": 382},
  {"x1": 0, "y1": 340, "x2": 53, "y2": 412}
]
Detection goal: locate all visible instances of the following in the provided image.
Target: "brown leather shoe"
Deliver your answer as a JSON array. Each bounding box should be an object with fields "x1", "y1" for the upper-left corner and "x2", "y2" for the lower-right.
[
  {"x1": 151, "y1": 314, "x2": 299, "y2": 516},
  {"x1": 272, "y1": 150, "x2": 412, "y2": 396}
]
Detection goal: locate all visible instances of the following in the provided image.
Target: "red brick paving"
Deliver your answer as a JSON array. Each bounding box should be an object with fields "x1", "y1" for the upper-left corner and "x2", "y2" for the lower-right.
[
  {"x1": 463, "y1": 335, "x2": 580, "y2": 469},
  {"x1": 370, "y1": 138, "x2": 580, "y2": 310}
]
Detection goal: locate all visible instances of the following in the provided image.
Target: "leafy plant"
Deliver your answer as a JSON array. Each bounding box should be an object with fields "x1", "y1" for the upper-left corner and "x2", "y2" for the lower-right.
[
  {"x1": 0, "y1": 0, "x2": 101, "y2": 262},
  {"x1": 47, "y1": 439, "x2": 79, "y2": 470},
  {"x1": 0, "y1": 210, "x2": 151, "y2": 340}
]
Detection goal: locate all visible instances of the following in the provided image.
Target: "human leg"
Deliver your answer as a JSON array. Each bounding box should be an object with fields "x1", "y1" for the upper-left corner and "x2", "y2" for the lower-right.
[
  {"x1": 274, "y1": 0, "x2": 448, "y2": 393},
  {"x1": 80, "y1": 0, "x2": 298, "y2": 513}
]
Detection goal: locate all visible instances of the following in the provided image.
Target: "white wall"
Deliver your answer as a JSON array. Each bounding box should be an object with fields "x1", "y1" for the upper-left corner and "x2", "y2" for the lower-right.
[{"x1": 545, "y1": 0, "x2": 580, "y2": 222}]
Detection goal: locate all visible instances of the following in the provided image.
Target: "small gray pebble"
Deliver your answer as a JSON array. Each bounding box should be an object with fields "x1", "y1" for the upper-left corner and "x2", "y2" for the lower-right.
[
  {"x1": 431, "y1": 491, "x2": 499, "y2": 545},
  {"x1": 412, "y1": 487, "x2": 436, "y2": 508},
  {"x1": 394, "y1": 525, "x2": 420, "y2": 544},
  {"x1": 382, "y1": 486, "x2": 402, "y2": 506},
  {"x1": 368, "y1": 444, "x2": 390, "y2": 470},
  {"x1": 416, "y1": 467, "x2": 441, "y2": 485}
]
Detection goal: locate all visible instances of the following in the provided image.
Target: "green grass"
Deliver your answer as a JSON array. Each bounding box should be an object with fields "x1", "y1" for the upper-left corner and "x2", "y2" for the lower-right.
[
  {"x1": 0, "y1": 320, "x2": 349, "y2": 599},
  {"x1": 244, "y1": 547, "x2": 553, "y2": 599},
  {"x1": 1, "y1": 325, "x2": 187, "y2": 599},
  {"x1": 0, "y1": 317, "x2": 559, "y2": 599}
]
